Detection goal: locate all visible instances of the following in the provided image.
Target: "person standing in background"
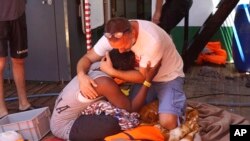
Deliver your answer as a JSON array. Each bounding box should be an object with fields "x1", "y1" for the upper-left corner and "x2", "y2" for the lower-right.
[
  {"x1": 152, "y1": 0, "x2": 193, "y2": 34},
  {"x1": 0, "y1": 0, "x2": 35, "y2": 118}
]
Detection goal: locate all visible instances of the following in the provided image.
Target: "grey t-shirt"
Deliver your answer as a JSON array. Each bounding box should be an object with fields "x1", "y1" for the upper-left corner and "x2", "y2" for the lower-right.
[
  {"x1": 0, "y1": 0, "x2": 26, "y2": 21},
  {"x1": 50, "y1": 62, "x2": 110, "y2": 140}
]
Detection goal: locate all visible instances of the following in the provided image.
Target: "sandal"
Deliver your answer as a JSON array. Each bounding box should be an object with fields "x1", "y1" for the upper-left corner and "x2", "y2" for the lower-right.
[
  {"x1": 0, "y1": 112, "x2": 8, "y2": 119},
  {"x1": 19, "y1": 105, "x2": 40, "y2": 112}
]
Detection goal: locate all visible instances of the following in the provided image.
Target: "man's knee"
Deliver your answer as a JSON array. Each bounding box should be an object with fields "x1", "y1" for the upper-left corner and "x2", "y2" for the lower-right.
[{"x1": 159, "y1": 113, "x2": 178, "y2": 130}]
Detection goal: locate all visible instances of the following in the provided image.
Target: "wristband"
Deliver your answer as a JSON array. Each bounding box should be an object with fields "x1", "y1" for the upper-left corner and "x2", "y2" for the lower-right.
[{"x1": 143, "y1": 81, "x2": 151, "y2": 88}]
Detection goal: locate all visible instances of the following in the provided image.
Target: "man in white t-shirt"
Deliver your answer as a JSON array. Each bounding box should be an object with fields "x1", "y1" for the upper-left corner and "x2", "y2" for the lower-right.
[{"x1": 77, "y1": 17, "x2": 186, "y2": 130}]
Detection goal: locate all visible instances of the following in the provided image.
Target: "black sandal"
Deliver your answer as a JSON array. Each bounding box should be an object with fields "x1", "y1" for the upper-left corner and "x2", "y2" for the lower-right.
[
  {"x1": 0, "y1": 113, "x2": 8, "y2": 119},
  {"x1": 19, "y1": 105, "x2": 40, "y2": 112}
]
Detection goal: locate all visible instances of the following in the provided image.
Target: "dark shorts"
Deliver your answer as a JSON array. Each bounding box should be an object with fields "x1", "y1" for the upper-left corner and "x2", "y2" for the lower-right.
[
  {"x1": 0, "y1": 13, "x2": 28, "y2": 58},
  {"x1": 69, "y1": 114, "x2": 121, "y2": 141},
  {"x1": 159, "y1": 0, "x2": 193, "y2": 33}
]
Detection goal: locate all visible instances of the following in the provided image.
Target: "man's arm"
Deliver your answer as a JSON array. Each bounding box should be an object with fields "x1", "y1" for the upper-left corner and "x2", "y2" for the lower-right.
[
  {"x1": 77, "y1": 49, "x2": 102, "y2": 99},
  {"x1": 152, "y1": 0, "x2": 164, "y2": 24}
]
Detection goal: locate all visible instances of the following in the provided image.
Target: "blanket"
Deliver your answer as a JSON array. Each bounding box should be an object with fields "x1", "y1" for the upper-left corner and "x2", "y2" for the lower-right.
[
  {"x1": 139, "y1": 100, "x2": 249, "y2": 141},
  {"x1": 188, "y1": 100, "x2": 249, "y2": 141},
  {"x1": 139, "y1": 100, "x2": 200, "y2": 141},
  {"x1": 82, "y1": 100, "x2": 140, "y2": 130}
]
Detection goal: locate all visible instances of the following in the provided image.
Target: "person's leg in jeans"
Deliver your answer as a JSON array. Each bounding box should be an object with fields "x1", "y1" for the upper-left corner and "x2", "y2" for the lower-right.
[{"x1": 155, "y1": 77, "x2": 186, "y2": 129}]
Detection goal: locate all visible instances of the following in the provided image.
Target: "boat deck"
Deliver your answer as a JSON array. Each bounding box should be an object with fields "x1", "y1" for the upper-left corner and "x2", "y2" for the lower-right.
[{"x1": 3, "y1": 63, "x2": 250, "y2": 140}]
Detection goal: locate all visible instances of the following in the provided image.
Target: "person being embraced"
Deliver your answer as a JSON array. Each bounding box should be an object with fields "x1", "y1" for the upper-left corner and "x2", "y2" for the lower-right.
[{"x1": 50, "y1": 49, "x2": 160, "y2": 141}]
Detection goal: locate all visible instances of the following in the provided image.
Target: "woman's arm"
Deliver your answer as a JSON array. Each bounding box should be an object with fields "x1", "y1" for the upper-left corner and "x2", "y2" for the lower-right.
[
  {"x1": 95, "y1": 61, "x2": 161, "y2": 112},
  {"x1": 100, "y1": 52, "x2": 145, "y2": 83}
]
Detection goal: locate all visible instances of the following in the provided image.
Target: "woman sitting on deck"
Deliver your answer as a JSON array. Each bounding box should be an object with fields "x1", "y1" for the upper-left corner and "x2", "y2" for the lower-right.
[{"x1": 50, "y1": 49, "x2": 160, "y2": 141}]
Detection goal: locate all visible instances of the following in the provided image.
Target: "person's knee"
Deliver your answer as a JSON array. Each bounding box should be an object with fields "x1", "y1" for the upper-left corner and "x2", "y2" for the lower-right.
[
  {"x1": 11, "y1": 58, "x2": 25, "y2": 65},
  {"x1": 159, "y1": 113, "x2": 178, "y2": 130}
]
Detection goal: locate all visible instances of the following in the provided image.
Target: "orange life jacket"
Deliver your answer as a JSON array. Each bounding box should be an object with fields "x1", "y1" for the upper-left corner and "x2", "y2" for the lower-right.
[
  {"x1": 104, "y1": 125, "x2": 165, "y2": 141},
  {"x1": 196, "y1": 41, "x2": 227, "y2": 65}
]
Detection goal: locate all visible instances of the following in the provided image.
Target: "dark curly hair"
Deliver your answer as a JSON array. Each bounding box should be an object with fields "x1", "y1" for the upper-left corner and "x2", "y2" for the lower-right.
[{"x1": 109, "y1": 49, "x2": 135, "y2": 70}]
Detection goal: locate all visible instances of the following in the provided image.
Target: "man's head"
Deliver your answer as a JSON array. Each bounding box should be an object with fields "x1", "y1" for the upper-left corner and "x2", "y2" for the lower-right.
[
  {"x1": 104, "y1": 17, "x2": 136, "y2": 53},
  {"x1": 104, "y1": 17, "x2": 131, "y2": 38},
  {"x1": 109, "y1": 49, "x2": 135, "y2": 71}
]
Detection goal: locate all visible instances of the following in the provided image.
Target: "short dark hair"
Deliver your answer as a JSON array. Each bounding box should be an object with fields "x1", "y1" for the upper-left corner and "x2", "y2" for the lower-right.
[
  {"x1": 109, "y1": 49, "x2": 135, "y2": 70},
  {"x1": 105, "y1": 17, "x2": 131, "y2": 34}
]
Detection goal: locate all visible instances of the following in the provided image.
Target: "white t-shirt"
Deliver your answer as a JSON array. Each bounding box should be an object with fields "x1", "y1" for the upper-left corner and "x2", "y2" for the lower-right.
[
  {"x1": 94, "y1": 20, "x2": 184, "y2": 82},
  {"x1": 50, "y1": 62, "x2": 108, "y2": 139}
]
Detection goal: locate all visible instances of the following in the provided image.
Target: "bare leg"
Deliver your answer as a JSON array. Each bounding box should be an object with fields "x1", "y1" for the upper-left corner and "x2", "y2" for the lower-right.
[
  {"x1": 0, "y1": 57, "x2": 8, "y2": 117},
  {"x1": 11, "y1": 58, "x2": 31, "y2": 110}
]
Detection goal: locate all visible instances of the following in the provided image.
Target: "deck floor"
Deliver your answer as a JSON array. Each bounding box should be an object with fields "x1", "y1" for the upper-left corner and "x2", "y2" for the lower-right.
[
  {"x1": 184, "y1": 63, "x2": 250, "y2": 121},
  {"x1": 3, "y1": 63, "x2": 250, "y2": 140},
  {"x1": 4, "y1": 80, "x2": 66, "y2": 114}
]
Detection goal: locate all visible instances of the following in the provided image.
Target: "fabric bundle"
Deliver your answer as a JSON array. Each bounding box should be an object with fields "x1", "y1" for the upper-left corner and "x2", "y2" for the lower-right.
[{"x1": 82, "y1": 100, "x2": 140, "y2": 130}]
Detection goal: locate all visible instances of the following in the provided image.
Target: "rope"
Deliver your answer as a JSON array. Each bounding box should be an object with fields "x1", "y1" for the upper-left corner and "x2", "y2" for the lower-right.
[{"x1": 81, "y1": 0, "x2": 92, "y2": 51}]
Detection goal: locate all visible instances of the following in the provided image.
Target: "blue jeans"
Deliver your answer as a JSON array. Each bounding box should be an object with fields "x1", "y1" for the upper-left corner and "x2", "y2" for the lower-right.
[{"x1": 129, "y1": 77, "x2": 186, "y2": 117}]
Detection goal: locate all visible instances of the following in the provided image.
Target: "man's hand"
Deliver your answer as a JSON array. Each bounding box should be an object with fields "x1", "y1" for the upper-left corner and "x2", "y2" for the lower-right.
[
  {"x1": 100, "y1": 52, "x2": 115, "y2": 76},
  {"x1": 78, "y1": 73, "x2": 98, "y2": 99},
  {"x1": 152, "y1": 11, "x2": 161, "y2": 24}
]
